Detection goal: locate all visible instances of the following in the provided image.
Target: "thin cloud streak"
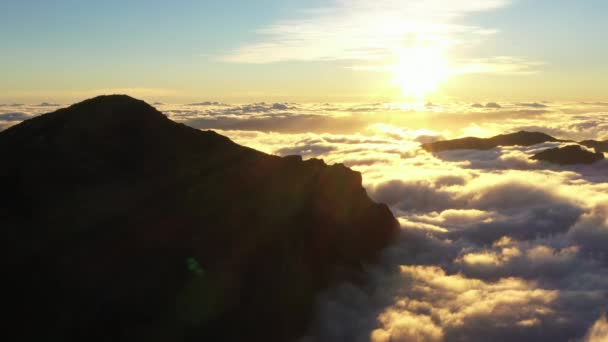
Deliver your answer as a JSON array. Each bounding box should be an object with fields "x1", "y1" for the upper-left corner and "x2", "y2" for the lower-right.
[
  {"x1": 222, "y1": 0, "x2": 514, "y2": 64},
  {"x1": 348, "y1": 56, "x2": 544, "y2": 76}
]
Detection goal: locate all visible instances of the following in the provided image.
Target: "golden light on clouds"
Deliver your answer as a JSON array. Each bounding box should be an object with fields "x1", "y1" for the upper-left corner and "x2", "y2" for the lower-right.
[{"x1": 219, "y1": 0, "x2": 554, "y2": 101}]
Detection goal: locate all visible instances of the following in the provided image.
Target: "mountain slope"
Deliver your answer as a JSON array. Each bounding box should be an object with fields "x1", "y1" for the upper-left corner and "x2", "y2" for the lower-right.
[{"x1": 0, "y1": 95, "x2": 398, "y2": 342}]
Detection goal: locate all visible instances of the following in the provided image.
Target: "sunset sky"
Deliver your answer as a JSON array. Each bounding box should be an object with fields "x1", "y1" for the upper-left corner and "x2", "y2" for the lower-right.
[{"x1": 1, "y1": 0, "x2": 607, "y2": 103}]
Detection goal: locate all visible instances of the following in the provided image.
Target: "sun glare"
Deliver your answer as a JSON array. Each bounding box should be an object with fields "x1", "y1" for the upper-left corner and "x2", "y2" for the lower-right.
[{"x1": 394, "y1": 46, "x2": 450, "y2": 100}]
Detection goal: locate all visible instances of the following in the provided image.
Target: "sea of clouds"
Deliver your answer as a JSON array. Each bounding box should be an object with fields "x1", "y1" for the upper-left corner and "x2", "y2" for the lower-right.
[{"x1": 3, "y1": 99, "x2": 607, "y2": 341}]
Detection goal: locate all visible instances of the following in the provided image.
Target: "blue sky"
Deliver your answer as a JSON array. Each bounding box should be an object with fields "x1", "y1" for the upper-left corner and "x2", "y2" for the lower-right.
[{"x1": 1, "y1": 0, "x2": 606, "y2": 103}]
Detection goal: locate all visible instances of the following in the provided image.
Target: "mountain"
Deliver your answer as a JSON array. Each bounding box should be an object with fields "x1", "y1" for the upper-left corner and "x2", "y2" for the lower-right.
[
  {"x1": 421, "y1": 131, "x2": 606, "y2": 165},
  {"x1": 580, "y1": 139, "x2": 608, "y2": 153},
  {"x1": 0, "y1": 95, "x2": 398, "y2": 342},
  {"x1": 531, "y1": 145, "x2": 605, "y2": 165},
  {"x1": 421, "y1": 131, "x2": 558, "y2": 152}
]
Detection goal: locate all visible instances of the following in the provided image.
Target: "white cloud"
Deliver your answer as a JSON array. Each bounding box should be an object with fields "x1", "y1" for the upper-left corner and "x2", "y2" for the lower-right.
[
  {"x1": 222, "y1": 0, "x2": 513, "y2": 64},
  {"x1": 192, "y1": 101, "x2": 608, "y2": 342},
  {"x1": 452, "y1": 56, "x2": 545, "y2": 75}
]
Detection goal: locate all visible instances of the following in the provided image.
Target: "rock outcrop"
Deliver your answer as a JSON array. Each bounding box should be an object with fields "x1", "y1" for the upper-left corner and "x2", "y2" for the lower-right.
[
  {"x1": 531, "y1": 145, "x2": 605, "y2": 165},
  {"x1": 0, "y1": 95, "x2": 398, "y2": 342},
  {"x1": 580, "y1": 139, "x2": 608, "y2": 153}
]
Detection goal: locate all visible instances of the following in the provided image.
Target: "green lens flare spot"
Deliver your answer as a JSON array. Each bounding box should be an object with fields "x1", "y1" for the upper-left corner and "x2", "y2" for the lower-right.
[{"x1": 186, "y1": 257, "x2": 205, "y2": 277}]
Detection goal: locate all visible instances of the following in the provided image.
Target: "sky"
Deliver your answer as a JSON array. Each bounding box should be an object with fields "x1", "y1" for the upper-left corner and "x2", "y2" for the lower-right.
[{"x1": 1, "y1": 0, "x2": 607, "y2": 103}]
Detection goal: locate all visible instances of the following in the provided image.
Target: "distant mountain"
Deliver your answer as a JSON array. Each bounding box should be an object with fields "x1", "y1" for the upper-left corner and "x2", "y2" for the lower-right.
[
  {"x1": 421, "y1": 131, "x2": 558, "y2": 152},
  {"x1": 0, "y1": 95, "x2": 398, "y2": 342},
  {"x1": 531, "y1": 145, "x2": 605, "y2": 165},
  {"x1": 187, "y1": 101, "x2": 228, "y2": 106},
  {"x1": 422, "y1": 131, "x2": 606, "y2": 165}
]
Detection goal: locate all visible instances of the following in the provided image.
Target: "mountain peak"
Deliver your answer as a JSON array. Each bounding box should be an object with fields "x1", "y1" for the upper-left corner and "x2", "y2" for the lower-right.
[
  {"x1": 52, "y1": 94, "x2": 165, "y2": 124},
  {"x1": 1, "y1": 94, "x2": 169, "y2": 142},
  {"x1": 512, "y1": 130, "x2": 554, "y2": 138},
  {"x1": 72, "y1": 93, "x2": 153, "y2": 108}
]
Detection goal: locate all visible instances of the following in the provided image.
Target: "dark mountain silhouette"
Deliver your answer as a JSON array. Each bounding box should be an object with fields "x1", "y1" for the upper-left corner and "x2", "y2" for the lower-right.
[
  {"x1": 422, "y1": 131, "x2": 606, "y2": 165},
  {"x1": 0, "y1": 95, "x2": 398, "y2": 342},
  {"x1": 421, "y1": 131, "x2": 558, "y2": 152},
  {"x1": 580, "y1": 139, "x2": 608, "y2": 153},
  {"x1": 531, "y1": 145, "x2": 605, "y2": 165},
  {"x1": 485, "y1": 102, "x2": 502, "y2": 108}
]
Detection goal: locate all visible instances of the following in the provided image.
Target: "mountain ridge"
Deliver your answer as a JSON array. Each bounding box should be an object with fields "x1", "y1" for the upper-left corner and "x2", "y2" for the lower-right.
[{"x1": 421, "y1": 131, "x2": 560, "y2": 152}]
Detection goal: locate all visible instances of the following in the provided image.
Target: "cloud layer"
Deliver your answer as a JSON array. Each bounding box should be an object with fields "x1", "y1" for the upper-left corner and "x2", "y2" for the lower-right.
[
  {"x1": 3, "y1": 99, "x2": 607, "y2": 341},
  {"x1": 187, "y1": 102, "x2": 606, "y2": 342}
]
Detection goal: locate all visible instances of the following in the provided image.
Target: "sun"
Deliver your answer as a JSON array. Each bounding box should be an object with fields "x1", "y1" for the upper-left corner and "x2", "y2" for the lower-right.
[{"x1": 394, "y1": 46, "x2": 450, "y2": 100}]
